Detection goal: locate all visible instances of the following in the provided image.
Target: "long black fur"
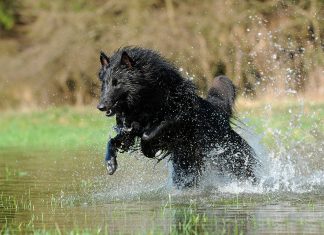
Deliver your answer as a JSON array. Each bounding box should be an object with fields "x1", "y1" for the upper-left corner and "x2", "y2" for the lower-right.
[{"x1": 97, "y1": 47, "x2": 257, "y2": 188}]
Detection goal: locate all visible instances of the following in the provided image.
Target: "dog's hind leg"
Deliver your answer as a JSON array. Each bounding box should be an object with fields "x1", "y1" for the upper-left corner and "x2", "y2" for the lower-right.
[
  {"x1": 171, "y1": 148, "x2": 204, "y2": 188},
  {"x1": 216, "y1": 131, "x2": 258, "y2": 183}
]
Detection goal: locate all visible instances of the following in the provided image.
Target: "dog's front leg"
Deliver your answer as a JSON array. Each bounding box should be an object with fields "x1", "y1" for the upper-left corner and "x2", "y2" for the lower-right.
[
  {"x1": 142, "y1": 120, "x2": 178, "y2": 141},
  {"x1": 105, "y1": 130, "x2": 138, "y2": 175},
  {"x1": 105, "y1": 134, "x2": 125, "y2": 175}
]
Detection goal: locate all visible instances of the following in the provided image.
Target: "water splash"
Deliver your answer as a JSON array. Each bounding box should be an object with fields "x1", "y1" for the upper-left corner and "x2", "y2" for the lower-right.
[{"x1": 201, "y1": 102, "x2": 324, "y2": 195}]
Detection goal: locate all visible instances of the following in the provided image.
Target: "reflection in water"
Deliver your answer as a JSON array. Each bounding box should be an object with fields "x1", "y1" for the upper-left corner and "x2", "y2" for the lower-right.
[{"x1": 0, "y1": 144, "x2": 324, "y2": 233}]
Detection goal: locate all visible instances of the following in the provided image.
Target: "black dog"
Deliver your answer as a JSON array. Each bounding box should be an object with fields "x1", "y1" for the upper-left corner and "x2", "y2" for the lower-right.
[{"x1": 97, "y1": 47, "x2": 257, "y2": 188}]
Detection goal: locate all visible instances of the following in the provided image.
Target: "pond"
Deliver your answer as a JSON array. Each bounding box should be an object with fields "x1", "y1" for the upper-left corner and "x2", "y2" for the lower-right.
[{"x1": 1, "y1": 140, "x2": 324, "y2": 234}]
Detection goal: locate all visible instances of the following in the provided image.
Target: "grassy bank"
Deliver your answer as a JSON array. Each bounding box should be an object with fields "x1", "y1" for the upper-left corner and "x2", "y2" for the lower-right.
[
  {"x1": 236, "y1": 99, "x2": 324, "y2": 146},
  {"x1": 0, "y1": 101, "x2": 323, "y2": 151},
  {"x1": 0, "y1": 106, "x2": 114, "y2": 151}
]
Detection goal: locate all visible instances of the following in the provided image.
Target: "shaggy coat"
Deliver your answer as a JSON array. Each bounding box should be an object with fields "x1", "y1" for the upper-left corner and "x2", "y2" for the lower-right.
[{"x1": 97, "y1": 47, "x2": 257, "y2": 188}]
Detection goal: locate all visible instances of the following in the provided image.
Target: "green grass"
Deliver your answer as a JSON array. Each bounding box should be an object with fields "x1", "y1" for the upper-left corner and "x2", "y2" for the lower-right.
[
  {"x1": 0, "y1": 102, "x2": 323, "y2": 150},
  {"x1": 237, "y1": 101, "x2": 324, "y2": 146},
  {"x1": 0, "y1": 106, "x2": 115, "y2": 150}
]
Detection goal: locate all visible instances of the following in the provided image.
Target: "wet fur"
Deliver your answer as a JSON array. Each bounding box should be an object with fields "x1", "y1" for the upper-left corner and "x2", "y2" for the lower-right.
[{"x1": 98, "y1": 47, "x2": 257, "y2": 188}]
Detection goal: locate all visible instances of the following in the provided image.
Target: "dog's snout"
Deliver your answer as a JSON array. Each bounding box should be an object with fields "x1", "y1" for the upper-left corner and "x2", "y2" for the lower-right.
[{"x1": 97, "y1": 103, "x2": 107, "y2": 111}]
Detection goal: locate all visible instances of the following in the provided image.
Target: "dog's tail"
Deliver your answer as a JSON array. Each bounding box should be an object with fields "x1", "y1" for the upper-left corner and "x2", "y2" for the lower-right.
[{"x1": 206, "y1": 75, "x2": 237, "y2": 117}]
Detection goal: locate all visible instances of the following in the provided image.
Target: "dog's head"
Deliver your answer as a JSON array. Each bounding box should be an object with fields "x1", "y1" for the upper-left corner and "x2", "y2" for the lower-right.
[{"x1": 97, "y1": 50, "x2": 143, "y2": 116}]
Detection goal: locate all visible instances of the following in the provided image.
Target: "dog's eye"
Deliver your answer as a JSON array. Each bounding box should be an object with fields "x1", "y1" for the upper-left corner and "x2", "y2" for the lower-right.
[{"x1": 112, "y1": 79, "x2": 117, "y2": 86}]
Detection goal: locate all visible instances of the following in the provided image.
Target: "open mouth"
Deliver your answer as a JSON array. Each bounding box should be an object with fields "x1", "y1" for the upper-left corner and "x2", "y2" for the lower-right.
[
  {"x1": 106, "y1": 109, "x2": 115, "y2": 117},
  {"x1": 106, "y1": 101, "x2": 119, "y2": 117}
]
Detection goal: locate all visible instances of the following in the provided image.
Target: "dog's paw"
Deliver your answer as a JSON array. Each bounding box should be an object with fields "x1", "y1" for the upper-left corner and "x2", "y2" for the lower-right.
[{"x1": 106, "y1": 157, "x2": 118, "y2": 175}]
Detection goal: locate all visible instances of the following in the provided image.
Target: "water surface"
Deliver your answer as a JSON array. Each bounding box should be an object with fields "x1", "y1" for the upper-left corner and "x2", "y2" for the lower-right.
[{"x1": 1, "y1": 144, "x2": 324, "y2": 234}]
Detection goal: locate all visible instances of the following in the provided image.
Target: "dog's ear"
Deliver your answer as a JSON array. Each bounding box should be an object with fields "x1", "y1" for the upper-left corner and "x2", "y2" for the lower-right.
[
  {"x1": 121, "y1": 51, "x2": 134, "y2": 68},
  {"x1": 100, "y1": 51, "x2": 110, "y2": 67}
]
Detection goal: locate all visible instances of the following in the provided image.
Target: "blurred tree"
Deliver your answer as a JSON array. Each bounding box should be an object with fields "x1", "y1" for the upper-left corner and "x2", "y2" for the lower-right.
[{"x1": 0, "y1": 0, "x2": 20, "y2": 31}]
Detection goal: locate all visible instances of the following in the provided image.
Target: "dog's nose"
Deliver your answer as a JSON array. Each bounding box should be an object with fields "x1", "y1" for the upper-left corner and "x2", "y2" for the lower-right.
[{"x1": 97, "y1": 103, "x2": 107, "y2": 111}]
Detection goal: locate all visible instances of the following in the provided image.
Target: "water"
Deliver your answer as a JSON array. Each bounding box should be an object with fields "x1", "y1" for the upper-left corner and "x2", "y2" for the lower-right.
[
  {"x1": 1, "y1": 102, "x2": 323, "y2": 234},
  {"x1": 1, "y1": 131, "x2": 324, "y2": 234}
]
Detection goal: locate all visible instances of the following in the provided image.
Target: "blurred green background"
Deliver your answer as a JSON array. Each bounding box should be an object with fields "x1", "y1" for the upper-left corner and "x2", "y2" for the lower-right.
[{"x1": 0, "y1": 0, "x2": 323, "y2": 110}]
